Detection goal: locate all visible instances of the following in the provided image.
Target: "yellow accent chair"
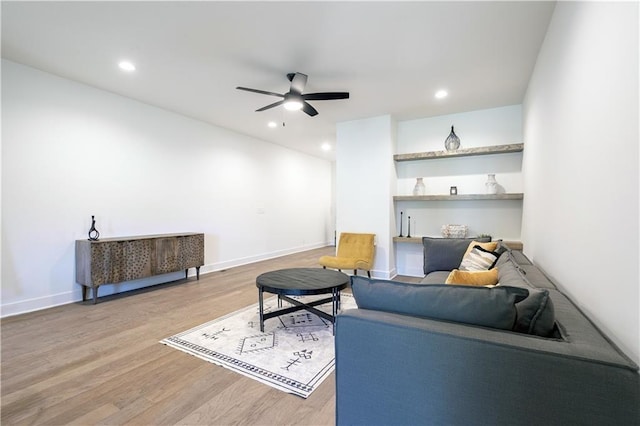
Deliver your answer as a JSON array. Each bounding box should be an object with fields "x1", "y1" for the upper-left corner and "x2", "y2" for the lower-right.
[{"x1": 319, "y1": 233, "x2": 376, "y2": 278}]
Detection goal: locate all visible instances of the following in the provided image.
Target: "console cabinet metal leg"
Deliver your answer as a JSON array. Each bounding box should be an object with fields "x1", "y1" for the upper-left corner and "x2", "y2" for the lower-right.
[{"x1": 75, "y1": 233, "x2": 204, "y2": 304}]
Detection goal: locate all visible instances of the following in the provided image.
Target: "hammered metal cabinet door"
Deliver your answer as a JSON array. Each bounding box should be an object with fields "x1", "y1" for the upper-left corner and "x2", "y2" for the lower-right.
[
  {"x1": 121, "y1": 239, "x2": 152, "y2": 281},
  {"x1": 90, "y1": 241, "x2": 125, "y2": 285},
  {"x1": 153, "y1": 237, "x2": 181, "y2": 275},
  {"x1": 180, "y1": 234, "x2": 204, "y2": 269}
]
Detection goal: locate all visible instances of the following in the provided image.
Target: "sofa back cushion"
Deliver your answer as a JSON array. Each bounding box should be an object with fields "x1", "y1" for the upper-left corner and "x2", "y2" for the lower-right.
[
  {"x1": 351, "y1": 276, "x2": 528, "y2": 331},
  {"x1": 422, "y1": 236, "x2": 491, "y2": 275}
]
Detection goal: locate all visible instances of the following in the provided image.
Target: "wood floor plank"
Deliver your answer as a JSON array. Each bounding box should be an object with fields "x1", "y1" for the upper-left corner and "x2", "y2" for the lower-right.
[
  {"x1": 2, "y1": 246, "x2": 356, "y2": 426},
  {"x1": 68, "y1": 403, "x2": 120, "y2": 426}
]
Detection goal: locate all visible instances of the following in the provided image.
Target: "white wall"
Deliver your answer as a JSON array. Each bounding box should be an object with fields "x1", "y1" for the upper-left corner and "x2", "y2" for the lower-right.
[
  {"x1": 1, "y1": 60, "x2": 333, "y2": 316},
  {"x1": 523, "y1": 2, "x2": 639, "y2": 363},
  {"x1": 336, "y1": 115, "x2": 396, "y2": 278},
  {"x1": 395, "y1": 106, "x2": 524, "y2": 275}
]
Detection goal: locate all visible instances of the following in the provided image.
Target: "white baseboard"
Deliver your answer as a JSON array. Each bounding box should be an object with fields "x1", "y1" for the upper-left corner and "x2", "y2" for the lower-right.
[
  {"x1": 396, "y1": 264, "x2": 425, "y2": 277},
  {"x1": 372, "y1": 267, "x2": 396, "y2": 280},
  {"x1": 200, "y1": 241, "x2": 331, "y2": 274},
  {"x1": 1, "y1": 291, "x2": 77, "y2": 318},
  {"x1": 1, "y1": 242, "x2": 333, "y2": 318}
]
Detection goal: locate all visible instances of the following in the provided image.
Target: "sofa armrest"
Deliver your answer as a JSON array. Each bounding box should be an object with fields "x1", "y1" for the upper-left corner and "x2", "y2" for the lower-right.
[{"x1": 335, "y1": 309, "x2": 639, "y2": 426}]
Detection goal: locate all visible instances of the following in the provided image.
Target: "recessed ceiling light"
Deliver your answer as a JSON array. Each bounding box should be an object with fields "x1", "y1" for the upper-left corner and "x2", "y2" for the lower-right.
[
  {"x1": 118, "y1": 61, "x2": 136, "y2": 72},
  {"x1": 321, "y1": 142, "x2": 331, "y2": 151},
  {"x1": 435, "y1": 90, "x2": 448, "y2": 99},
  {"x1": 267, "y1": 121, "x2": 277, "y2": 128}
]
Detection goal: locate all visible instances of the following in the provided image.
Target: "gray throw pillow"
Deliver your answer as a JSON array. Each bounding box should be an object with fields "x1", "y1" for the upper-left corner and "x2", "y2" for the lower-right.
[
  {"x1": 422, "y1": 236, "x2": 492, "y2": 275},
  {"x1": 351, "y1": 276, "x2": 528, "y2": 330},
  {"x1": 497, "y1": 255, "x2": 556, "y2": 337},
  {"x1": 514, "y1": 289, "x2": 556, "y2": 336}
]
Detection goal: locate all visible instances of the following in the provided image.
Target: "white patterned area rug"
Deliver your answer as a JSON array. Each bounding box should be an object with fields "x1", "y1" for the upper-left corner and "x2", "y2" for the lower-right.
[{"x1": 160, "y1": 293, "x2": 356, "y2": 398}]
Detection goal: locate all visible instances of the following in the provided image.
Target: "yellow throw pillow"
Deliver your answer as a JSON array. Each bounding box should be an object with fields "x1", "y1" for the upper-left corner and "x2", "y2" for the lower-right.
[{"x1": 445, "y1": 268, "x2": 499, "y2": 287}]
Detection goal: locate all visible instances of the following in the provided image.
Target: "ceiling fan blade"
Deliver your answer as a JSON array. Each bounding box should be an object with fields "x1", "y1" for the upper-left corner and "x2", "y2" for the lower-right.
[
  {"x1": 289, "y1": 72, "x2": 308, "y2": 95},
  {"x1": 256, "y1": 100, "x2": 285, "y2": 112},
  {"x1": 236, "y1": 87, "x2": 284, "y2": 98},
  {"x1": 302, "y1": 101, "x2": 318, "y2": 117},
  {"x1": 302, "y1": 92, "x2": 350, "y2": 101}
]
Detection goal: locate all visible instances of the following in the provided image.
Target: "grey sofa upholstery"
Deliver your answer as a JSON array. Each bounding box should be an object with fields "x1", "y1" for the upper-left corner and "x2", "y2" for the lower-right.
[{"x1": 335, "y1": 240, "x2": 639, "y2": 426}]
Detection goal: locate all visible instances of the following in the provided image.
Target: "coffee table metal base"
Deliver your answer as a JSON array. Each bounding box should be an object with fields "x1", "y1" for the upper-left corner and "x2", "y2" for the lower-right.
[
  {"x1": 256, "y1": 268, "x2": 349, "y2": 335},
  {"x1": 258, "y1": 288, "x2": 341, "y2": 334}
]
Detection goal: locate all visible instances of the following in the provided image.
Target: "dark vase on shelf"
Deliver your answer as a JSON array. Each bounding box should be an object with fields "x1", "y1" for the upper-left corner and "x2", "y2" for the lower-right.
[{"x1": 445, "y1": 126, "x2": 460, "y2": 151}]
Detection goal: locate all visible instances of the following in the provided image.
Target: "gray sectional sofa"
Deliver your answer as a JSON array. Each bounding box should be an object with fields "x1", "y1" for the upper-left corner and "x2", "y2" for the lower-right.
[{"x1": 335, "y1": 238, "x2": 639, "y2": 426}]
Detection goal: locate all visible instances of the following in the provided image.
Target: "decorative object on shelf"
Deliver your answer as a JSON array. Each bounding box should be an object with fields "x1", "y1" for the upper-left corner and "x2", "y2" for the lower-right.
[
  {"x1": 444, "y1": 126, "x2": 461, "y2": 151},
  {"x1": 398, "y1": 211, "x2": 404, "y2": 237},
  {"x1": 450, "y1": 186, "x2": 458, "y2": 195},
  {"x1": 412, "y1": 178, "x2": 426, "y2": 196},
  {"x1": 485, "y1": 174, "x2": 498, "y2": 194},
  {"x1": 406, "y1": 216, "x2": 412, "y2": 238},
  {"x1": 441, "y1": 224, "x2": 468, "y2": 238},
  {"x1": 87, "y1": 215, "x2": 100, "y2": 241}
]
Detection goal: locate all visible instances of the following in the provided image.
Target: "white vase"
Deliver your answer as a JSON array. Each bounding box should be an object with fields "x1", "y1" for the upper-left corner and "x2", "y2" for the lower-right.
[
  {"x1": 413, "y1": 178, "x2": 426, "y2": 196},
  {"x1": 485, "y1": 174, "x2": 498, "y2": 194}
]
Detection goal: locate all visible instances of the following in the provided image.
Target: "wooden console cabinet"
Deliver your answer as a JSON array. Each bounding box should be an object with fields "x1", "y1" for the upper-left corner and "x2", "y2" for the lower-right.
[{"x1": 75, "y1": 233, "x2": 204, "y2": 304}]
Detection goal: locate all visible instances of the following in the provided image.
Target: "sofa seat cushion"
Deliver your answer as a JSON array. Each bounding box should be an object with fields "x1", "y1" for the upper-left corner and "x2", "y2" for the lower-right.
[
  {"x1": 419, "y1": 271, "x2": 450, "y2": 284},
  {"x1": 351, "y1": 276, "x2": 528, "y2": 330},
  {"x1": 422, "y1": 236, "x2": 491, "y2": 275}
]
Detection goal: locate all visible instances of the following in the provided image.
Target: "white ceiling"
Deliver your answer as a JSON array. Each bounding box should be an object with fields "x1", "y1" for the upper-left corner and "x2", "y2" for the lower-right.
[{"x1": 1, "y1": 1, "x2": 555, "y2": 160}]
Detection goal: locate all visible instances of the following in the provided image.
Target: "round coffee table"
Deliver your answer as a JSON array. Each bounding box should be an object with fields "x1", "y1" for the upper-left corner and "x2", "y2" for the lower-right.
[{"x1": 256, "y1": 268, "x2": 349, "y2": 334}]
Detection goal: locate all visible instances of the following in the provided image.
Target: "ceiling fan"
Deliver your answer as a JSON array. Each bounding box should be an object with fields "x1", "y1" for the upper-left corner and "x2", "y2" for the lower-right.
[{"x1": 236, "y1": 72, "x2": 349, "y2": 117}]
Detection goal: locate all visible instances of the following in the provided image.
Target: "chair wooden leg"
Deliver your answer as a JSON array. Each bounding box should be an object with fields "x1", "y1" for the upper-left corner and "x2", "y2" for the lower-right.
[{"x1": 367, "y1": 271, "x2": 371, "y2": 278}]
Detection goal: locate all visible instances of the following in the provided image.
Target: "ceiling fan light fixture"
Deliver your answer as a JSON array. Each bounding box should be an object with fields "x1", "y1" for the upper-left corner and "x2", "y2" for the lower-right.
[
  {"x1": 283, "y1": 100, "x2": 303, "y2": 111},
  {"x1": 237, "y1": 72, "x2": 348, "y2": 117}
]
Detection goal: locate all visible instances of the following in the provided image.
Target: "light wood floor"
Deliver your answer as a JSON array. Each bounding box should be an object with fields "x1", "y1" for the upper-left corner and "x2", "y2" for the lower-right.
[
  {"x1": 2, "y1": 247, "x2": 419, "y2": 426},
  {"x1": 2, "y1": 246, "x2": 419, "y2": 425}
]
